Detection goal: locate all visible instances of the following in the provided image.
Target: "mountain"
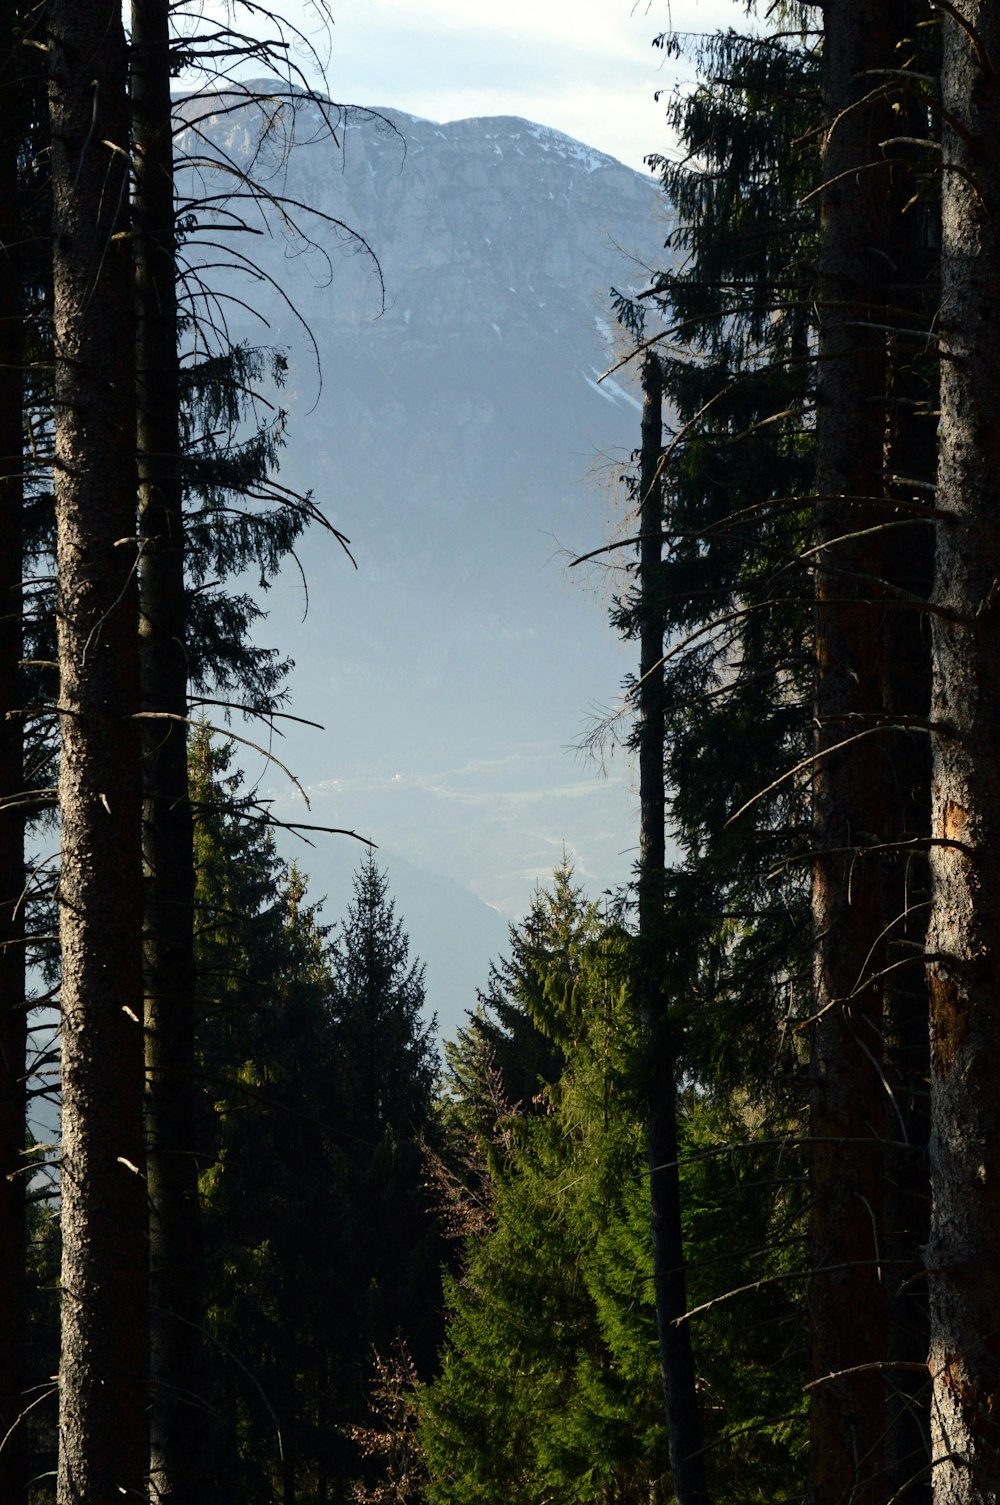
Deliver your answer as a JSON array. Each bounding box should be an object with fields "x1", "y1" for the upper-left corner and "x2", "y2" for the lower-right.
[{"x1": 175, "y1": 87, "x2": 666, "y2": 1039}]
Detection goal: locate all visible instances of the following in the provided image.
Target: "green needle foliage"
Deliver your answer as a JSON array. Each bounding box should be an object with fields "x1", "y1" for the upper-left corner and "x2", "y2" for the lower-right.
[
  {"x1": 421, "y1": 866, "x2": 808, "y2": 1505},
  {"x1": 612, "y1": 20, "x2": 821, "y2": 1095},
  {"x1": 422, "y1": 869, "x2": 668, "y2": 1505},
  {"x1": 192, "y1": 729, "x2": 347, "y2": 1504},
  {"x1": 327, "y1": 855, "x2": 443, "y2": 1390},
  {"x1": 179, "y1": 340, "x2": 314, "y2": 716},
  {"x1": 191, "y1": 730, "x2": 441, "y2": 1505}
]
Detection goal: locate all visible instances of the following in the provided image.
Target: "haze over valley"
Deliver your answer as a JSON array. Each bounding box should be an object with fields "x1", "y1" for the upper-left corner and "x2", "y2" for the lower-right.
[{"x1": 178, "y1": 89, "x2": 666, "y2": 1034}]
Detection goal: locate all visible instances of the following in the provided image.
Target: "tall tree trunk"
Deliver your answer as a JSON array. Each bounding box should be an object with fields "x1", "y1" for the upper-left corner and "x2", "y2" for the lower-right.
[
  {"x1": 885, "y1": 135, "x2": 939, "y2": 1505},
  {"x1": 131, "y1": 3, "x2": 203, "y2": 1498},
  {"x1": 882, "y1": 14, "x2": 938, "y2": 1493},
  {"x1": 926, "y1": 5, "x2": 1000, "y2": 1500},
  {"x1": 637, "y1": 354, "x2": 709, "y2": 1505},
  {"x1": 882, "y1": 391, "x2": 935, "y2": 1505},
  {"x1": 0, "y1": 11, "x2": 27, "y2": 1499},
  {"x1": 811, "y1": 3, "x2": 898, "y2": 1500},
  {"x1": 48, "y1": 3, "x2": 147, "y2": 1500}
]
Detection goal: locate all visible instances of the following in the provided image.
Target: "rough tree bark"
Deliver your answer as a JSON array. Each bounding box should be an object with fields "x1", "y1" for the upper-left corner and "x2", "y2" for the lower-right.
[
  {"x1": 880, "y1": 9, "x2": 938, "y2": 1494},
  {"x1": 0, "y1": 10, "x2": 27, "y2": 1499},
  {"x1": 48, "y1": 2, "x2": 147, "y2": 1499},
  {"x1": 637, "y1": 354, "x2": 710, "y2": 1505},
  {"x1": 882, "y1": 344, "x2": 935, "y2": 1505},
  {"x1": 810, "y1": 3, "x2": 898, "y2": 1500},
  {"x1": 926, "y1": 4, "x2": 1000, "y2": 1501},
  {"x1": 131, "y1": 2, "x2": 204, "y2": 1498}
]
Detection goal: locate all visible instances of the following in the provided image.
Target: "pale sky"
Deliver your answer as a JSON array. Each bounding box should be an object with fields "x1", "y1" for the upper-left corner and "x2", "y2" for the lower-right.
[{"x1": 187, "y1": 0, "x2": 756, "y2": 171}]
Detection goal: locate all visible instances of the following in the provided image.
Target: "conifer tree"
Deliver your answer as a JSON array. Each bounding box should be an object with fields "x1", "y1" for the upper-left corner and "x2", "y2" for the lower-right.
[
  {"x1": 423, "y1": 877, "x2": 670, "y2": 1505},
  {"x1": 131, "y1": 16, "x2": 363, "y2": 1491},
  {"x1": 809, "y1": 4, "x2": 900, "y2": 1494},
  {"x1": 328, "y1": 856, "x2": 442, "y2": 1395},
  {"x1": 47, "y1": 2, "x2": 147, "y2": 1497},
  {"x1": 635, "y1": 352, "x2": 707, "y2": 1505},
  {"x1": 131, "y1": 5, "x2": 204, "y2": 1496},
  {"x1": 425, "y1": 866, "x2": 806, "y2": 1503},
  {"x1": 926, "y1": 4, "x2": 1000, "y2": 1496},
  {"x1": 447, "y1": 873, "x2": 575, "y2": 1134},
  {"x1": 620, "y1": 19, "x2": 818, "y2": 1098},
  {"x1": 605, "y1": 35, "x2": 819, "y2": 1498},
  {"x1": 191, "y1": 739, "x2": 441, "y2": 1503},
  {"x1": 615, "y1": 12, "x2": 940, "y2": 1498},
  {"x1": 0, "y1": 11, "x2": 28, "y2": 1496},
  {"x1": 0, "y1": 6, "x2": 367, "y2": 1497},
  {"x1": 191, "y1": 729, "x2": 345, "y2": 1504},
  {"x1": 0, "y1": 12, "x2": 73, "y2": 1486},
  {"x1": 876, "y1": 14, "x2": 938, "y2": 1493},
  {"x1": 330, "y1": 856, "x2": 437, "y2": 1150}
]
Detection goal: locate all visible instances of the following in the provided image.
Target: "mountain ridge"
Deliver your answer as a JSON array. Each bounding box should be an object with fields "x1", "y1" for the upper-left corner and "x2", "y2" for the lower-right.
[{"x1": 176, "y1": 88, "x2": 665, "y2": 1036}]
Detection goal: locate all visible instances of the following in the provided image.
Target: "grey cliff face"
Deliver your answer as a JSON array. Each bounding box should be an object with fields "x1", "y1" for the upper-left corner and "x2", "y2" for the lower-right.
[{"x1": 178, "y1": 88, "x2": 664, "y2": 345}]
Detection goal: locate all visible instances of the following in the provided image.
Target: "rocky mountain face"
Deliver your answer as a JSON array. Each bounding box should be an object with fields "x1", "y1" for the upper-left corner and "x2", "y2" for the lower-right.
[
  {"x1": 176, "y1": 86, "x2": 667, "y2": 1038},
  {"x1": 182, "y1": 91, "x2": 662, "y2": 326}
]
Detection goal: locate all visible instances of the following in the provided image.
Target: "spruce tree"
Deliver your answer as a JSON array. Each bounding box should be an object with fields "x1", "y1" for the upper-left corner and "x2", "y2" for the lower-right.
[
  {"x1": 606, "y1": 32, "x2": 819, "y2": 1497},
  {"x1": 620, "y1": 19, "x2": 819, "y2": 1098},
  {"x1": 423, "y1": 878, "x2": 669, "y2": 1505},
  {"x1": 330, "y1": 856, "x2": 437, "y2": 1149},
  {"x1": 132, "y1": 16, "x2": 364, "y2": 1491},
  {"x1": 425, "y1": 864, "x2": 805, "y2": 1503},
  {"x1": 329, "y1": 856, "x2": 442, "y2": 1396},
  {"x1": 635, "y1": 351, "x2": 707, "y2": 1505},
  {"x1": 191, "y1": 741, "x2": 441, "y2": 1503},
  {"x1": 192, "y1": 729, "x2": 345, "y2": 1504},
  {"x1": 0, "y1": 11, "x2": 27, "y2": 1496},
  {"x1": 131, "y1": 4, "x2": 204, "y2": 1495},
  {"x1": 614, "y1": 12, "x2": 940, "y2": 1497},
  {"x1": 810, "y1": 5, "x2": 900, "y2": 1494},
  {"x1": 47, "y1": 1, "x2": 147, "y2": 1497},
  {"x1": 926, "y1": 4, "x2": 1000, "y2": 1496}
]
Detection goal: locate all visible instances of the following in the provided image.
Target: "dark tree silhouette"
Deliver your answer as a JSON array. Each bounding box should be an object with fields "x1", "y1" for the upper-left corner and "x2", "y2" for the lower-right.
[{"x1": 48, "y1": 2, "x2": 147, "y2": 1498}]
